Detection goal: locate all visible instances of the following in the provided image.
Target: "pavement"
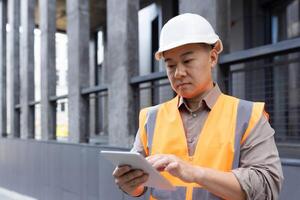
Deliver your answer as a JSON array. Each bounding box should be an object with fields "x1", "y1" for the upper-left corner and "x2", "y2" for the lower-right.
[{"x1": 0, "y1": 188, "x2": 37, "y2": 200}]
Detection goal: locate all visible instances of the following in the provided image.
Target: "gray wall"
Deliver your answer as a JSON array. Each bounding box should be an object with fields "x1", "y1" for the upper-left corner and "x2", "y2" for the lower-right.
[
  {"x1": 0, "y1": 138, "x2": 298, "y2": 200},
  {"x1": 0, "y1": 138, "x2": 149, "y2": 200},
  {"x1": 280, "y1": 163, "x2": 300, "y2": 200}
]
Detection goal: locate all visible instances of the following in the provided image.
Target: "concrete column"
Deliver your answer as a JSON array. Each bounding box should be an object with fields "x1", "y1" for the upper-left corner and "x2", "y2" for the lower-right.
[
  {"x1": 107, "y1": 0, "x2": 139, "y2": 147},
  {"x1": 66, "y1": 0, "x2": 90, "y2": 143},
  {"x1": 40, "y1": 0, "x2": 56, "y2": 140},
  {"x1": 8, "y1": 0, "x2": 20, "y2": 137},
  {"x1": 179, "y1": 0, "x2": 230, "y2": 91},
  {"x1": 20, "y1": 0, "x2": 35, "y2": 139},
  {"x1": 0, "y1": 0, "x2": 7, "y2": 137}
]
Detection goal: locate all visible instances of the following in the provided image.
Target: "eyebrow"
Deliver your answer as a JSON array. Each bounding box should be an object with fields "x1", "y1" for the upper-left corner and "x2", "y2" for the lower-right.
[
  {"x1": 164, "y1": 51, "x2": 194, "y2": 62},
  {"x1": 180, "y1": 51, "x2": 193, "y2": 58}
]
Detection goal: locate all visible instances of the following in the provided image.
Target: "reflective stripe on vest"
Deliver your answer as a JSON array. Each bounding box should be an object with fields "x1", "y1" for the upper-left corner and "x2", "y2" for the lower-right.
[
  {"x1": 145, "y1": 104, "x2": 160, "y2": 154},
  {"x1": 142, "y1": 95, "x2": 263, "y2": 200},
  {"x1": 232, "y1": 99, "x2": 253, "y2": 169}
]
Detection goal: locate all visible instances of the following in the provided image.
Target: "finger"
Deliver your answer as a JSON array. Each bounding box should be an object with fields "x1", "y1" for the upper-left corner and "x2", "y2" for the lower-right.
[
  {"x1": 164, "y1": 161, "x2": 179, "y2": 172},
  {"x1": 146, "y1": 154, "x2": 165, "y2": 164},
  {"x1": 122, "y1": 174, "x2": 149, "y2": 192},
  {"x1": 112, "y1": 165, "x2": 131, "y2": 178},
  {"x1": 117, "y1": 169, "x2": 144, "y2": 186},
  {"x1": 151, "y1": 157, "x2": 171, "y2": 171}
]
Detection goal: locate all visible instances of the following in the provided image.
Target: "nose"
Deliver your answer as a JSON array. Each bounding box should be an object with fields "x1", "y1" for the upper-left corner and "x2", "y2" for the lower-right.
[{"x1": 174, "y1": 63, "x2": 187, "y2": 78}]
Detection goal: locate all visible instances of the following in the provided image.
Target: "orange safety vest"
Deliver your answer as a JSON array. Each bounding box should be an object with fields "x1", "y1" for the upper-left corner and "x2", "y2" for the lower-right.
[{"x1": 138, "y1": 94, "x2": 265, "y2": 200}]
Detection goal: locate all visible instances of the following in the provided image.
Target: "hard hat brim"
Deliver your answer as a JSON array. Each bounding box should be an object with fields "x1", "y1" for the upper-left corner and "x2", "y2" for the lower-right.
[{"x1": 155, "y1": 39, "x2": 223, "y2": 60}]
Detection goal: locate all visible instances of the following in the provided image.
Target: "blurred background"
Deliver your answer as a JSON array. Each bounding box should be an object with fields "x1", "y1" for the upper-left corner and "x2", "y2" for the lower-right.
[{"x1": 0, "y1": 0, "x2": 299, "y2": 199}]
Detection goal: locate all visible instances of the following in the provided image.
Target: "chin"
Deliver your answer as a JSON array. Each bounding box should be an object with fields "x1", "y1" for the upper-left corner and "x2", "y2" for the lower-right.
[{"x1": 177, "y1": 92, "x2": 195, "y2": 99}]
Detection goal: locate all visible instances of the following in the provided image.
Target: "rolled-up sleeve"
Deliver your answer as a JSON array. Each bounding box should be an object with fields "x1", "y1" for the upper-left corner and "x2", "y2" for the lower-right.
[
  {"x1": 131, "y1": 129, "x2": 147, "y2": 156},
  {"x1": 232, "y1": 115, "x2": 284, "y2": 200}
]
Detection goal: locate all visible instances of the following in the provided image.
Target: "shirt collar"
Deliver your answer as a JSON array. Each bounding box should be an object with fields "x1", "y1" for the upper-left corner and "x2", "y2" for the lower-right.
[{"x1": 177, "y1": 83, "x2": 222, "y2": 111}]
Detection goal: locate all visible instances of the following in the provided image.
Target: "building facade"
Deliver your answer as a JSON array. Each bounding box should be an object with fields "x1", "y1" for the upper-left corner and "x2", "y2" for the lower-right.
[{"x1": 0, "y1": 0, "x2": 299, "y2": 199}]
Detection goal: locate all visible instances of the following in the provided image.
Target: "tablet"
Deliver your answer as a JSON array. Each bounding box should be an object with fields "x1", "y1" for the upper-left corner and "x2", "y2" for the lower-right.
[{"x1": 100, "y1": 150, "x2": 175, "y2": 190}]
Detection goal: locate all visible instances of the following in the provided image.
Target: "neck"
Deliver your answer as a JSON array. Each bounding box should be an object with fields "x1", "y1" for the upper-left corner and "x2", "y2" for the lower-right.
[{"x1": 185, "y1": 82, "x2": 214, "y2": 111}]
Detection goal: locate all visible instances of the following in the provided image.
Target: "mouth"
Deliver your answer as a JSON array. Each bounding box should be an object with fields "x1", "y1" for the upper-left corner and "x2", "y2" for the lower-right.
[{"x1": 176, "y1": 83, "x2": 189, "y2": 88}]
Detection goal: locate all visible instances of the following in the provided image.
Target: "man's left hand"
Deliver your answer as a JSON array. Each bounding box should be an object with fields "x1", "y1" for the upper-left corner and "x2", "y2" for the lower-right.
[{"x1": 146, "y1": 154, "x2": 203, "y2": 183}]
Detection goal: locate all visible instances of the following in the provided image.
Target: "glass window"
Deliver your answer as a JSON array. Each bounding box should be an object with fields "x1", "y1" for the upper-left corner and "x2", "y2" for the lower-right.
[
  {"x1": 34, "y1": 28, "x2": 41, "y2": 139},
  {"x1": 270, "y1": 0, "x2": 300, "y2": 43},
  {"x1": 97, "y1": 31, "x2": 104, "y2": 65},
  {"x1": 56, "y1": 98, "x2": 68, "y2": 141},
  {"x1": 54, "y1": 32, "x2": 68, "y2": 140},
  {"x1": 55, "y1": 32, "x2": 68, "y2": 96}
]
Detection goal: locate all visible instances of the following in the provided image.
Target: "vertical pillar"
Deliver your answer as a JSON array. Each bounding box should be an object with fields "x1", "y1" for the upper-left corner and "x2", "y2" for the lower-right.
[
  {"x1": 107, "y1": 0, "x2": 139, "y2": 147},
  {"x1": 0, "y1": 0, "x2": 7, "y2": 137},
  {"x1": 179, "y1": 0, "x2": 230, "y2": 91},
  {"x1": 66, "y1": 0, "x2": 90, "y2": 143},
  {"x1": 20, "y1": 0, "x2": 35, "y2": 138},
  {"x1": 8, "y1": 0, "x2": 20, "y2": 137},
  {"x1": 40, "y1": 0, "x2": 56, "y2": 140}
]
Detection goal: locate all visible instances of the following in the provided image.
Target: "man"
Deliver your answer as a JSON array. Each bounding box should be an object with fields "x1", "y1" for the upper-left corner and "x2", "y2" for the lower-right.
[{"x1": 113, "y1": 13, "x2": 283, "y2": 200}]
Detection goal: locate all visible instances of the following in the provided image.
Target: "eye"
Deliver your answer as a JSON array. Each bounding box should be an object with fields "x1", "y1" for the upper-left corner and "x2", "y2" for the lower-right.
[
  {"x1": 167, "y1": 64, "x2": 176, "y2": 69},
  {"x1": 183, "y1": 59, "x2": 193, "y2": 64}
]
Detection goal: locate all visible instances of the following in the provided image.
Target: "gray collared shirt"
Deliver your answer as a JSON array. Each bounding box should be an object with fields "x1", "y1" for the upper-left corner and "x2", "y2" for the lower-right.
[{"x1": 132, "y1": 84, "x2": 284, "y2": 199}]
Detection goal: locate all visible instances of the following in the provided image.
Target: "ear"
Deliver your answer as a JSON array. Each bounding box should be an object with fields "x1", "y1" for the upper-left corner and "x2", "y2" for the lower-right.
[{"x1": 209, "y1": 49, "x2": 218, "y2": 68}]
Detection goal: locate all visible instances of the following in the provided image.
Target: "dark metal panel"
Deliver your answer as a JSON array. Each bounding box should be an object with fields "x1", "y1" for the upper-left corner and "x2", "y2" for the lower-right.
[
  {"x1": 0, "y1": 139, "x2": 9, "y2": 187},
  {"x1": 85, "y1": 147, "x2": 100, "y2": 198},
  {"x1": 47, "y1": 143, "x2": 64, "y2": 197},
  {"x1": 87, "y1": 196, "x2": 98, "y2": 200},
  {"x1": 0, "y1": 140, "x2": 4, "y2": 185},
  {"x1": 27, "y1": 141, "x2": 38, "y2": 196},
  {"x1": 13, "y1": 140, "x2": 23, "y2": 193},
  {"x1": 280, "y1": 165, "x2": 300, "y2": 200},
  {"x1": 219, "y1": 37, "x2": 300, "y2": 65},
  {"x1": 18, "y1": 141, "x2": 30, "y2": 195},
  {"x1": 45, "y1": 186, "x2": 63, "y2": 200},
  {"x1": 26, "y1": 141, "x2": 45, "y2": 199},
  {"x1": 35, "y1": 141, "x2": 47, "y2": 200},
  {"x1": 98, "y1": 154, "x2": 124, "y2": 200},
  {"x1": 80, "y1": 147, "x2": 88, "y2": 200},
  {"x1": 63, "y1": 191, "x2": 80, "y2": 200},
  {"x1": 5, "y1": 140, "x2": 14, "y2": 188},
  {"x1": 62, "y1": 145, "x2": 82, "y2": 195}
]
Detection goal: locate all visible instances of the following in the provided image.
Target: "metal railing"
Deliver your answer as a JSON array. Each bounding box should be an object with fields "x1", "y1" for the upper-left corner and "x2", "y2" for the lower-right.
[{"x1": 220, "y1": 37, "x2": 300, "y2": 144}]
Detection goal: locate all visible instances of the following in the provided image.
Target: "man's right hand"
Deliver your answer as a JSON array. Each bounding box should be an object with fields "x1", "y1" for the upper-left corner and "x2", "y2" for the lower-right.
[{"x1": 112, "y1": 165, "x2": 149, "y2": 196}]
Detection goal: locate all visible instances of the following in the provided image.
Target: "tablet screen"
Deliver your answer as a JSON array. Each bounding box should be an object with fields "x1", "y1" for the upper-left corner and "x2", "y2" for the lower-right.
[{"x1": 100, "y1": 150, "x2": 174, "y2": 190}]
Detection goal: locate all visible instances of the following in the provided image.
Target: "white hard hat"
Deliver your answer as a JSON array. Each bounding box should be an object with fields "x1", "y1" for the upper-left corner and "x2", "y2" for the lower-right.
[{"x1": 155, "y1": 13, "x2": 223, "y2": 60}]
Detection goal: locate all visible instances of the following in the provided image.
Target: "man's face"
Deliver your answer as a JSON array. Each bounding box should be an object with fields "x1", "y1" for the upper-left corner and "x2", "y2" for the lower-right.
[{"x1": 164, "y1": 43, "x2": 218, "y2": 99}]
